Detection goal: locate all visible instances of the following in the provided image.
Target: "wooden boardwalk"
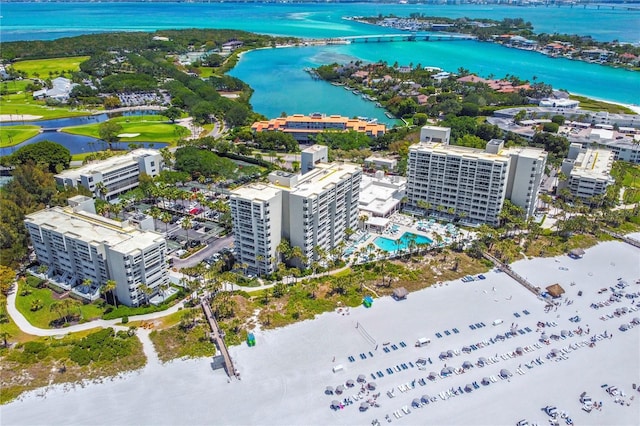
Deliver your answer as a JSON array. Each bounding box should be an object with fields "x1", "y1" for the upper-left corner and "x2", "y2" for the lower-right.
[
  {"x1": 602, "y1": 229, "x2": 640, "y2": 249},
  {"x1": 482, "y1": 252, "x2": 542, "y2": 298},
  {"x1": 201, "y1": 300, "x2": 239, "y2": 380}
]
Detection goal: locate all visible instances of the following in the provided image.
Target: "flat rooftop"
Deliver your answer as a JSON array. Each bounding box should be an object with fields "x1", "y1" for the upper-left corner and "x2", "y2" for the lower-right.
[
  {"x1": 289, "y1": 162, "x2": 361, "y2": 198},
  {"x1": 25, "y1": 206, "x2": 163, "y2": 254},
  {"x1": 231, "y1": 183, "x2": 281, "y2": 202},
  {"x1": 55, "y1": 148, "x2": 159, "y2": 180},
  {"x1": 410, "y1": 142, "x2": 509, "y2": 163},
  {"x1": 571, "y1": 148, "x2": 614, "y2": 179}
]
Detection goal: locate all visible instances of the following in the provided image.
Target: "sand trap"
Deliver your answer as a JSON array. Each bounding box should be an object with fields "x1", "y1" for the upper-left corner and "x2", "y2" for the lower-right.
[
  {"x1": 117, "y1": 133, "x2": 140, "y2": 138},
  {"x1": 0, "y1": 114, "x2": 43, "y2": 122},
  {"x1": 2, "y1": 238, "x2": 639, "y2": 425}
]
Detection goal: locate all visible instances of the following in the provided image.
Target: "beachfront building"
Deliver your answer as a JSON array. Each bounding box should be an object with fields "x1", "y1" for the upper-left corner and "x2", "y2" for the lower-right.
[
  {"x1": 251, "y1": 113, "x2": 386, "y2": 143},
  {"x1": 364, "y1": 155, "x2": 398, "y2": 172},
  {"x1": 24, "y1": 196, "x2": 169, "y2": 307},
  {"x1": 55, "y1": 149, "x2": 163, "y2": 201},
  {"x1": 359, "y1": 171, "x2": 406, "y2": 219},
  {"x1": 558, "y1": 144, "x2": 615, "y2": 201},
  {"x1": 231, "y1": 149, "x2": 361, "y2": 275},
  {"x1": 406, "y1": 139, "x2": 547, "y2": 225}
]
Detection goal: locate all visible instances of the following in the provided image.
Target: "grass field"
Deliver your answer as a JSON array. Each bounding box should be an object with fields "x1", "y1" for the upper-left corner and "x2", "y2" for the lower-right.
[
  {"x1": 569, "y1": 95, "x2": 637, "y2": 114},
  {"x1": 0, "y1": 125, "x2": 41, "y2": 147},
  {"x1": 15, "y1": 280, "x2": 105, "y2": 329},
  {"x1": 1, "y1": 79, "x2": 36, "y2": 95},
  {"x1": 10, "y1": 56, "x2": 90, "y2": 78},
  {"x1": 63, "y1": 115, "x2": 189, "y2": 143},
  {"x1": 195, "y1": 66, "x2": 216, "y2": 78},
  {"x1": 1, "y1": 92, "x2": 91, "y2": 121}
]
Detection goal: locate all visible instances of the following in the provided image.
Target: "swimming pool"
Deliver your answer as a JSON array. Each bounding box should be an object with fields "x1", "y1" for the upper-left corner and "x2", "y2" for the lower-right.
[{"x1": 374, "y1": 232, "x2": 433, "y2": 253}]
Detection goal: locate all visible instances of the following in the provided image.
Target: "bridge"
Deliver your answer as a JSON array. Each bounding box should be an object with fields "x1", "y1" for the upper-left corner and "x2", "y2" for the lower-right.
[{"x1": 305, "y1": 32, "x2": 476, "y2": 45}]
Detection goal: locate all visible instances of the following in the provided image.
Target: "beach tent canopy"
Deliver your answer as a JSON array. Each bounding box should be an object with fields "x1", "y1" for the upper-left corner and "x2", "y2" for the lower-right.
[
  {"x1": 367, "y1": 382, "x2": 377, "y2": 390},
  {"x1": 516, "y1": 347, "x2": 524, "y2": 354},
  {"x1": 325, "y1": 386, "x2": 334, "y2": 394},
  {"x1": 335, "y1": 385, "x2": 345, "y2": 394},
  {"x1": 500, "y1": 369, "x2": 511, "y2": 378},
  {"x1": 439, "y1": 352, "x2": 448, "y2": 359},
  {"x1": 546, "y1": 283, "x2": 565, "y2": 298},
  {"x1": 462, "y1": 361, "x2": 474, "y2": 369},
  {"x1": 464, "y1": 384, "x2": 473, "y2": 392},
  {"x1": 428, "y1": 372, "x2": 438, "y2": 379},
  {"x1": 551, "y1": 348, "x2": 560, "y2": 355},
  {"x1": 346, "y1": 379, "x2": 355, "y2": 387},
  {"x1": 482, "y1": 377, "x2": 491, "y2": 385},
  {"x1": 357, "y1": 374, "x2": 366, "y2": 383},
  {"x1": 541, "y1": 332, "x2": 548, "y2": 340},
  {"x1": 441, "y1": 367, "x2": 454, "y2": 375},
  {"x1": 412, "y1": 398, "x2": 421, "y2": 407},
  {"x1": 561, "y1": 330, "x2": 570, "y2": 337},
  {"x1": 421, "y1": 395, "x2": 430, "y2": 403},
  {"x1": 447, "y1": 350, "x2": 454, "y2": 357},
  {"x1": 360, "y1": 402, "x2": 369, "y2": 411},
  {"x1": 331, "y1": 400, "x2": 341, "y2": 408},
  {"x1": 632, "y1": 317, "x2": 640, "y2": 325},
  {"x1": 362, "y1": 295, "x2": 373, "y2": 308},
  {"x1": 568, "y1": 248, "x2": 585, "y2": 258},
  {"x1": 478, "y1": 357, "x2": 487, "y2": 366},
  {"x1": 392, "y1": 287, "x2": 409, "y2": 300}
]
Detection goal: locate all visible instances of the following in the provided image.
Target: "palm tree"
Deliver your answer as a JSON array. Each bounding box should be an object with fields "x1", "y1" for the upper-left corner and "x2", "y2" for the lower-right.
[
  {"x1": 182, "y1": 217, "x2": 193, "y2": 246},
  {"x1": 139, "y1": 284, "x2": 153, "y2": 305},
  {"x1": 148, "y1": 207, "x2": 161, "y2": 231},
  {"x1": 0, "y1": 331, "x2": 11, "y2": 348},
  {"x1": 30, "y1": 299, "x2": 43, "y2": 311},
  {"x1": 161, "y1": 211, "x2": 172, "y2": 233},
  {"x1": 159, "y1": 282, "x2": 169, "y2": 302},
  {"x1": 102, "y1": 279, "x2": 118, "y2": 308},
  {"x1": 81, "y1": 278, "x2": 93, "y2": 295}
]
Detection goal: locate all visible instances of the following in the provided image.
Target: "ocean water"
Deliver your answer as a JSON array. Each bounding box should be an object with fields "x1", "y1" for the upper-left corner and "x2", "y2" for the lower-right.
[
  {"x1": 2, "y1": 2, "x2": 639, "y2": 42},
  {"x1": 1, "y1": 2, "x2": 639, "y2": 120}
]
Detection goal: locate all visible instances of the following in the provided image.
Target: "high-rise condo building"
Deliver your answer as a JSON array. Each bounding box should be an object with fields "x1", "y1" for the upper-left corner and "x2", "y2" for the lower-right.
[
  {"x1": 55, "y1": 148, "x2": 163, "y2": 200},
  {"x1": 230, "y1": 146, "x2": 361, "y2": 275},
  {"x1": 406, "y1": 138, "x2": 546, "y2": 225},
  {"x1": 24, "y1": 196, "x2": 169, "y2": 307}
]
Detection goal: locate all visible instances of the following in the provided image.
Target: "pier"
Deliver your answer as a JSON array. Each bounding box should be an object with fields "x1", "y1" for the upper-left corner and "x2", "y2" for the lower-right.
[{"x1": 201, "y1": 300, "x2": 240, "y2": 380}]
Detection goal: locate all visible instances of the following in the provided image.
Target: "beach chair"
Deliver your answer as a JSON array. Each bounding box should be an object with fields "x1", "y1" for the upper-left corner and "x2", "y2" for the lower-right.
[{"x1": 469, "y1": 324, "x2": 476, "y2": 330}]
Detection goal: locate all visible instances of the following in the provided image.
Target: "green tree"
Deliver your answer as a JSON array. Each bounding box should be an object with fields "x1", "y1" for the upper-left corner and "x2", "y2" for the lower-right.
[
  {"x1": 10, "y1": 140, "x2": 71, "y2": 173},
  {"x1": 164, "y1": 106, "x2": 182, "y2": 123},
  {"x1": 99, "y1": 121, "x2": 124, "y2": 150}
]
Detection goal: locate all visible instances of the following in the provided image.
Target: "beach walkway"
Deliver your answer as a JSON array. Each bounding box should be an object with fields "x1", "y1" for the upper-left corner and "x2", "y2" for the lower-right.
[
  {"x1": 603, "y1": 229, "x2": 640, "y2": 249},
  {"x1": 201, "y1": 300, "x2": 239, "y2": 380},
  {"x1": 482, "y1": 252, "x2": 542, "y2": 297}
]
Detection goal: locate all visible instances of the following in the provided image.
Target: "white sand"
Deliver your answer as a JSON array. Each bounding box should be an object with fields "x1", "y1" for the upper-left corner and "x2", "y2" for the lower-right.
[
  {"x1": 0, "y1": 114, "x2": 43, "y2": 122},
  {"x1": 2, "y1": 240, "x2": 639, "y2": 425},
  {"x1": 117, "y1": 133, "x2": 140, "y2": 138}
]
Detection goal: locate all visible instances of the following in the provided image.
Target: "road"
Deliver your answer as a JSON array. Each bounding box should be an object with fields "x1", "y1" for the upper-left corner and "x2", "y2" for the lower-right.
[{"x1": 171, "y1": 235, "x2": 234, "y2": 269}]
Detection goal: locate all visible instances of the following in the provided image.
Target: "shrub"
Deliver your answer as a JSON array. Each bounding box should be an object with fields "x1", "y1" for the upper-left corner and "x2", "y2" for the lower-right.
[{"x1": 121, "y1": 316, "x2": 129, "y2": 324}]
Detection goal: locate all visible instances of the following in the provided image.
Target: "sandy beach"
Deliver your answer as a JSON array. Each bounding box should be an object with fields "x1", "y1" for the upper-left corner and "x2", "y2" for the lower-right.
[
  {"x1": 2, "y1": 237, "x2": 639, "y2": 425},
  {"x1": 0, "y1": 114, "x2": 43, "y2": 122}
]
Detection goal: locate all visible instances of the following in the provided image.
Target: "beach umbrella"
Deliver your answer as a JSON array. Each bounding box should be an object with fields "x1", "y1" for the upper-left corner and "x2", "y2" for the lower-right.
[
  {"x1": 325, "y1": 386, "x2": 334, "y2": 395},
  {"x1": 357, "y1": 374, "x2": 366, "y2": 383},
  {"x1": 500, "y1": 369, "x2": 511, "y2": 378},
  {"x1": 515, "y1": 347, "x2": 524, "y2": 355},
  {"x1": 335, "y1": 385, "x2": 345, "y2": 394},
  {"x1": 541, "y1": 332, "x2": 548, "y2": 341},
  {"x1": 551, "y1": 348, "x2": 560, "y2": 356},
  {"x1": 428, "y1": 371, "x2": 438, "y2": 380},
  {"x1": 477, "y1": 357, "x2": 487, "y2": 366},
  {"x1": 462, "y1": 346, "x2": 471, "y2": 353},
  {"x1": 447, "y1": 350, "x2": 454, "y2": 357},
  {"x1": 367, "y1": 382, "x2": 377, "y2": 391},
  {"x1": 421, "y1": 395, "x2": 431, "y2": 403},
  {"x1": 482, "y1": 377, "x2": 491, "y2": 386},
  {"x1": 462, "y1": 361, "x2": 473, "y2": 369},
  {"x1": 441, "y1": 366, "x2": 453, "y2": 376},
  {"x1": 412, "y1": 398, "x2": 421, "y2": 407},
  {"x1": 619, "y1": 324, "x2": 629, "y2": 331},
  {"x1": 359, "y1": 402, "x2": 369, "y2": 411},
  {"x1": 632, "y1": 317, "x2": 640, "y2": 325},
  {"x1": 464, "y1": 384, "x2": 473, "y2": 393},
  {"x1": 439, "y1": 352, "x2": 448, "y2": 359},
  {"x1": 346, "y1": 379, "x2": 355, "y2": 388},
  {"x1": 331, "y1": 400, "x2": 341, "y2": 409},
  {"x1": 561, "y1": 330, "x2": 570, "y2": 337}
]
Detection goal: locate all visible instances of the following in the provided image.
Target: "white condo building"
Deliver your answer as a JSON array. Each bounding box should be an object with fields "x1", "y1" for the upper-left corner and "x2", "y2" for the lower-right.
[
  {"x1": 559, "y1": 144, "x2": 615, "y2": 201},
  {"x1": 55, "y1": 149, "x2": 163, "y2": 200},
  {"x1": 25, "y1": 196, "x2": 169, "y2": 307},
  {"x1": 406, "y1": 139, "x2": 546, "y2": 225},
  {"x1": 230, "y1": 146, "x2": 361, "y2": 275}
]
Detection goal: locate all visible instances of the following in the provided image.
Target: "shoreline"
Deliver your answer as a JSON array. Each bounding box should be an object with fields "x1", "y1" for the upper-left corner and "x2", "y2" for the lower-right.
[{"x1": 2, "y1": 235, "x2": 639, "y2": 425}]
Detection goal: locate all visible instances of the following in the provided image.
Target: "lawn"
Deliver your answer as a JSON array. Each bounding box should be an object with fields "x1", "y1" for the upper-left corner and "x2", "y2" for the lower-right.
[
  {"x1": 10, "y1": 56, "x2": 90, "y2": 78},
  {"x1": 568, "y1": 95, "x2": 636, "y2": 114},
  {"x1": 1, "y1": 79, "x2": 36, "y2": 95},
  {"x1": 15, "y1": 279, "x2": 105, "y2": 329},
  {"x1": 63, "y1": 116, "x2": 189, "y2": 144},
  {"x1": 1, "y1": 92, "x2": 91, "y2": 120},
  {"x1": 195, "y1": 66, "x2": 216, "y2": 78},
  {"x1": 0, "y1": 125, "x2": 41, "y2": 147}
]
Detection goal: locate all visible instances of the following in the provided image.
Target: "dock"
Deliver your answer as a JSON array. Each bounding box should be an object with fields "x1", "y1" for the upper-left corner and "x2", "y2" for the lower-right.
[
  {"x1": 201, "y1": 300, "x2": 240, "y2": 380},
  {"x1": 482, "y1": 252, "x2": 542, "y2": 298}
]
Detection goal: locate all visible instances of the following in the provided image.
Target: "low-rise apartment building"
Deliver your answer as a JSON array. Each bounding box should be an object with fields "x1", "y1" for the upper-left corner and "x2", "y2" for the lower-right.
[
  {"x1": 559, "y1": 144, "x2": 615, "y2": 201},
  {"x1": 251, "y1": 113, "x2": 386, "y2": 142},
  {"x1": 55, "y1": 149, "x2": 163, "y2": 200}
]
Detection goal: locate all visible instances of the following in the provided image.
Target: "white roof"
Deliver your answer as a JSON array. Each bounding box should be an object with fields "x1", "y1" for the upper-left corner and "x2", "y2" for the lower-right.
[
  {"x1": 55, "y1": 149, "x2": 159, "y2": 180},
  {"x1": 366, "y1": 216, "x2": 389, "y2": 227}
]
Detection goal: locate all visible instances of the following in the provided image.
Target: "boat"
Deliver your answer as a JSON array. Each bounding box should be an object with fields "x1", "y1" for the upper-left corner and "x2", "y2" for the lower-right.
[
  {"x1": 352, "y1": 90, "x2": 360, "y2": 95},
  {"x1": 375, "y1": 102, "x2": 383, "y2": 108},
  {"x1": 385, "y1": 112, "x2": 395, "y2": 118}
]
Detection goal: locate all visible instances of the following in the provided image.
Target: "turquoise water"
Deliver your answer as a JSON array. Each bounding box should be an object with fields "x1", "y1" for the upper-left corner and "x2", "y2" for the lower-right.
[
  {"x1": 1, "y1": 2, "x2": 639, "y2": 117},
  {"x1": 2, "y1": 3, "x2": 639, "y2": 42},
  {"x1": 374, "y1": 232, "x2": 432, "y2": 253}
]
